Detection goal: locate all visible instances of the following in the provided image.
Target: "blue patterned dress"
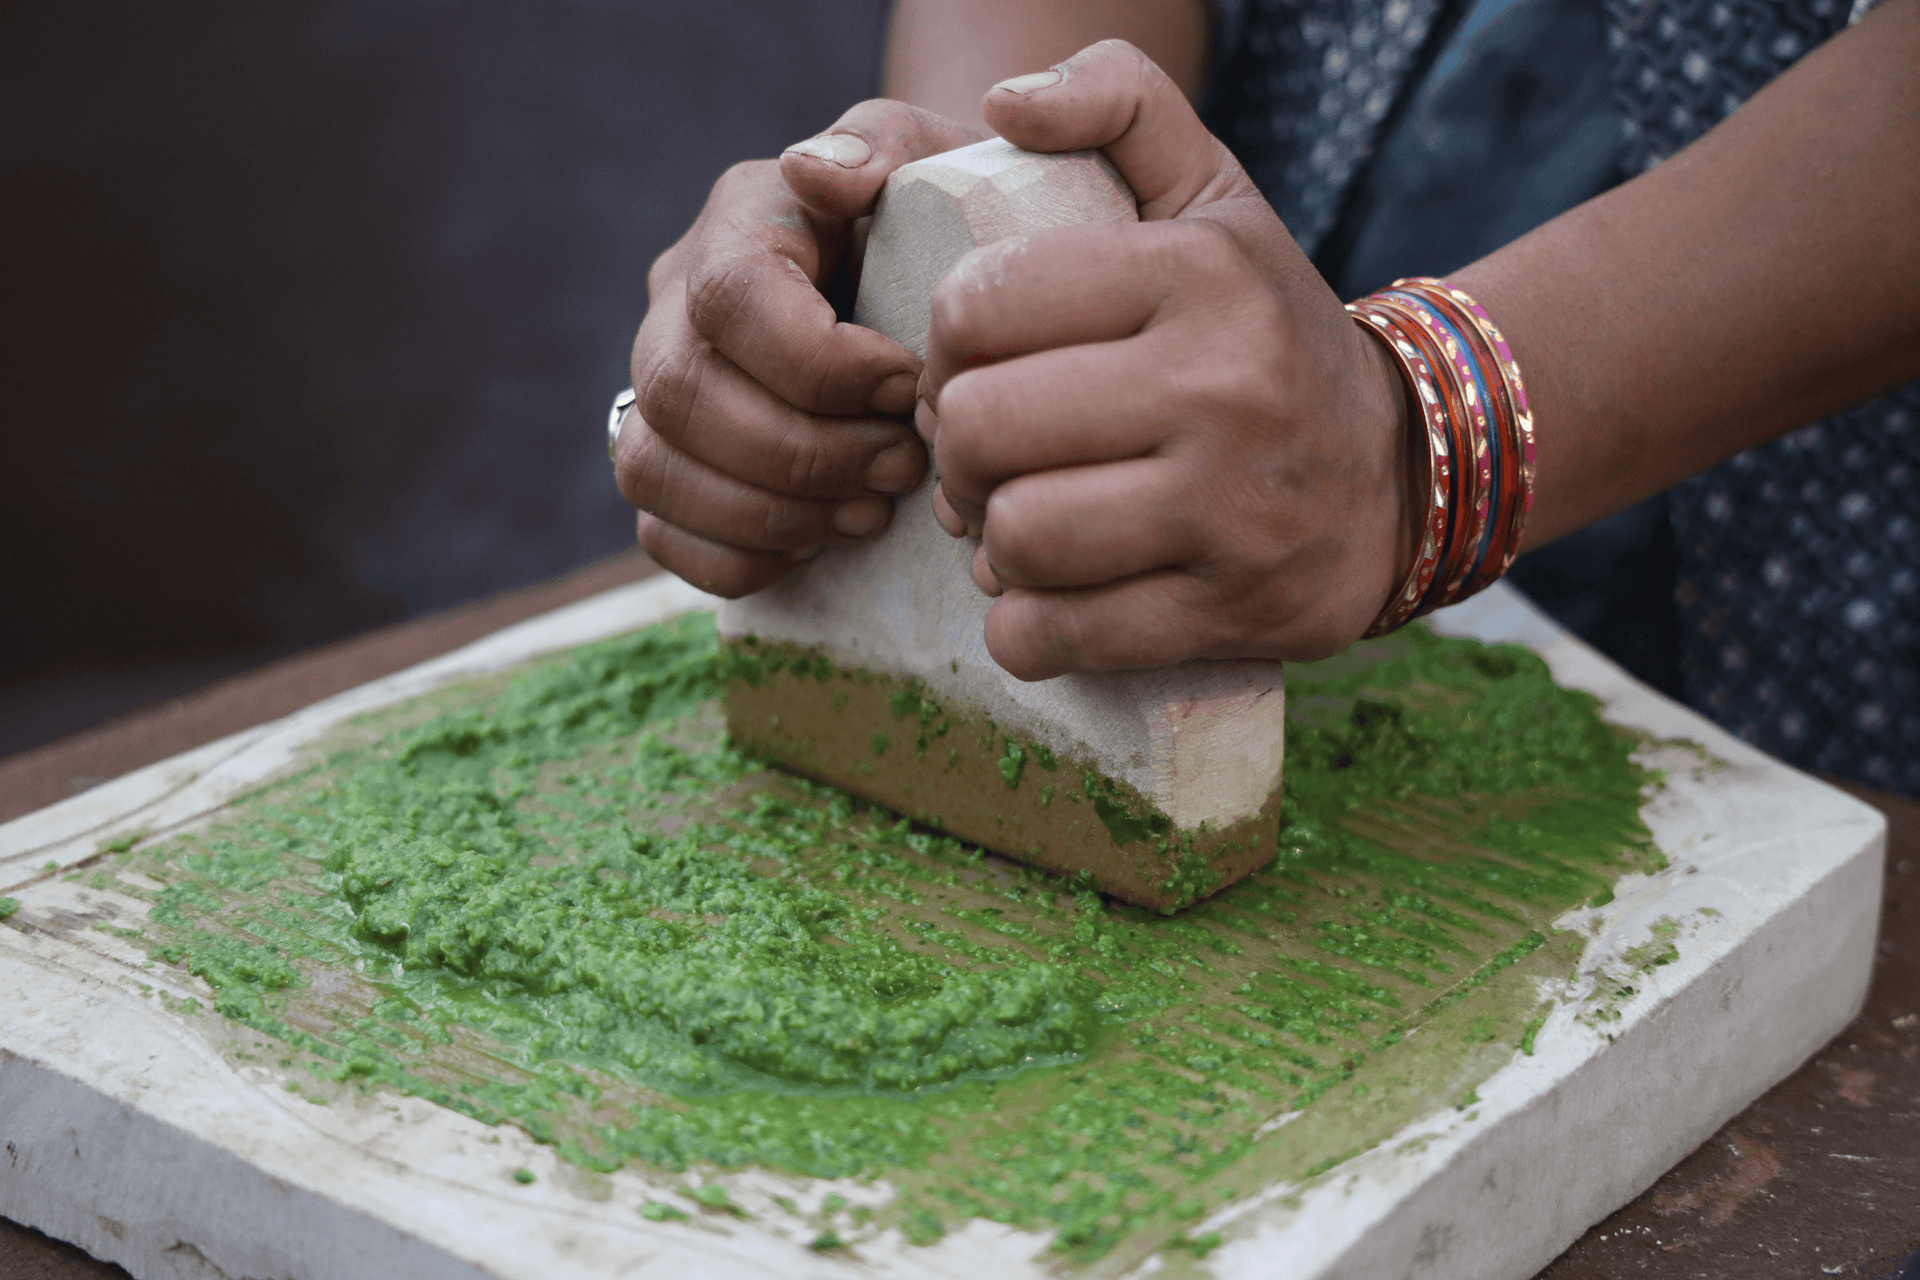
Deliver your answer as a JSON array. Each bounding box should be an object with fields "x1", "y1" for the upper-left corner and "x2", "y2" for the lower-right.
[{"x1": 1204, "y1": 0, "x2": 1919, "y2": 795}]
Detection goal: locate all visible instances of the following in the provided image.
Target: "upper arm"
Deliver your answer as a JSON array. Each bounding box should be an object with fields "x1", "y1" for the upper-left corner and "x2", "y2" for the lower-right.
[{"x1": 881, "y1": 0, "x2": 1212, "y2": 132}]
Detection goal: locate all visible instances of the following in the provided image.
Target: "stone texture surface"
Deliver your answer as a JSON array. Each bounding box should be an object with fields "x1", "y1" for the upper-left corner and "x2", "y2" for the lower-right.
[
  {"x1": 722, "y1": 140, "x2": 1287, "y2": 905},
  {"x1": 1534, "y1": 780, "x2": 1920, "y2": 1280},
  {"x1": 852, "y1": 140, "x2": 1137, "y2": 361},
  {"x1": 0, "y1": 580, "x2": 1886, "y2": 1280}
]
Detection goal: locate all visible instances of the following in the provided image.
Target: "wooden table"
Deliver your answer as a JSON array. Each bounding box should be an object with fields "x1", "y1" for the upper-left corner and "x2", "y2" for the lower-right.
[{"x1": 3, "y1": 548, "x2": 1915, "y2": 1280}]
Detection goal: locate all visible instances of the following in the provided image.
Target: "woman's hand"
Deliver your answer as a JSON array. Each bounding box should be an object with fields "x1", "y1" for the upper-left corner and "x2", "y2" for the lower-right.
[
  {"x1": 617, "y1": 102, "x2": 981, "y2": 597},
  {"x1": 917, "y1": 40, "x2": 1412, "y2": 680}
]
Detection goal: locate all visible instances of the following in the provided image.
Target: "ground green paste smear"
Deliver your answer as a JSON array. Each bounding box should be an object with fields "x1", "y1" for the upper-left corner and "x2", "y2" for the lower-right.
[{"x1": 112, "y1": 614, "x2": 1658, "y2": 1268}]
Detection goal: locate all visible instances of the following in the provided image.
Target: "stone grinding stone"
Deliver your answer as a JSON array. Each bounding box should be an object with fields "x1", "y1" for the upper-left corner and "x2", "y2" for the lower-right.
[
  {"x1": 722, "y1": 139, "x2": 1287, "y2": 911},
  {"x1": 0, "y1": 576, "x2": 1883, "y2": 1280}
]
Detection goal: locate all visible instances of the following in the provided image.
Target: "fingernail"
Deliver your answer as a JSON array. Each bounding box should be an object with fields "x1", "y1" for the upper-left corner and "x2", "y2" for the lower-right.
[
  {"x1": 973, "y1": 547, "x2": 1005, "y2": 597},
  {"x1": 933, "y1": 486, "x2": 967, "y2": 538},
  {"x1": 788, "y1": 545, "x2": 823, "y2": 562},
  {"x1": 870, "y1": 371, "x2": 917, "y2": 415},
  {"x1": 991, "y1": 69, "x2": 1063, "y2": 95},
  {"x1": 833, "y1": 499, "x2": 888, "y2": 537},
  {"x1": 782, "y1": 133, "x2": 872, "y2": 168},
  {"x1": 865, "y1": 442, "x2": 920, "y2": 493}
]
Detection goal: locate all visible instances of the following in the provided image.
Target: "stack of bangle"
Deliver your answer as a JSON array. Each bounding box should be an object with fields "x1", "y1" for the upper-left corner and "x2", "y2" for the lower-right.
[{"x1": 1346, "y1": 276, "x2": 1535, "y2": 638}]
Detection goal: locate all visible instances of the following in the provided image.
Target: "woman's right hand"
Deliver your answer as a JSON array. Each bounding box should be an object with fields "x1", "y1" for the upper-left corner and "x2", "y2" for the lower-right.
[{"x1": 617, "y1": 103, "x2": 982, "y2": 597}]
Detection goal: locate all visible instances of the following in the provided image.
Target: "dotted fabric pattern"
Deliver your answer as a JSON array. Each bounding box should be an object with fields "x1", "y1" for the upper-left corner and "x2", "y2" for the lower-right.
[
  {"x1": 1669, "y1": 397, "x2": 1920, "y2": 794},
  {"x1": 1603, "y1": 0, "x2": 1849, "y2": 175},
  {"x1": 1206, "y1": 0, "x2": 1444, "y2": 257},
  {"x1": 1608, "y1": 0, "x2": 1920, "y2": 794}
]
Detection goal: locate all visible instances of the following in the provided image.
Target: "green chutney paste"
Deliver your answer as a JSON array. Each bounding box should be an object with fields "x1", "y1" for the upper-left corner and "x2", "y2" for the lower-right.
[{"x1": 100, "y1": 612, "x2": 1658, "y2": 1268}]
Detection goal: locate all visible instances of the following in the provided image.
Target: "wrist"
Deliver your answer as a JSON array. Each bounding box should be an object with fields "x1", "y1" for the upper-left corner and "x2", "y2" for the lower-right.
[{"x1": 1363, "y1": 326, "x2": 1419, "y2": 597}]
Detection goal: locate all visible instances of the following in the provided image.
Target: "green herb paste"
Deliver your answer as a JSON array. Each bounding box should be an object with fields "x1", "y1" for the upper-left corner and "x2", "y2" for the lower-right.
[{"x1": 106, "y1": 613, "x2": 1657, "y2": 1268}]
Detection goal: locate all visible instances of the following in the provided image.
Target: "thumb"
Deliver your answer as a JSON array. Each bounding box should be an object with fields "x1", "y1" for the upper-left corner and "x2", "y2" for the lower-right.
[
  {"x1": 981, "y1": 39, "x2": 1259, "y2": 222},
  {"x1": 780, "y1": 100, "x2": 985, "y2": 222}
]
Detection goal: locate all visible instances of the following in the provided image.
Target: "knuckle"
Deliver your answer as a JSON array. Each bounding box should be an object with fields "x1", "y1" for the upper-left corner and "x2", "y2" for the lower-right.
[
  {"x1": 685, "y1": 254, "x2": 758, "y2": 345},
  {"x1": 932, "y1": 375, "x2": 987, "y2": 460},
  {"x1": 646, "y1": 234, "x2": 691, "y2": 299},
  {"x1": 649, "y1": 161, "x2": 775, "y2": 297},
  {"x1": 632, "y1": 339, "x2": 704, "y2": 443},
  {"x1": 774, "y1": 424, "x2": 840, "y2": 496},
  {"x1": 759, "y1": 494, "x2": 816, "y2": 545},
  {"x1": 933, "y1": 438, "x2": 979, "y2": 503},
  {"x1": 987, "y1": 534, "x2": 1040, "y2": 585},
  {"x1": 645, "y1": 248, "x2": 676, "y2": 298},
  {"x1": 616, "y1": 425, "x2": 674, "y2": 514},
  {"x1": 778, "y1": 327, "x2": 845, "y2": 414},
  {"x1": 936, "y1": 436, "x2": 990, "y2": 503},
  {"x1": 759, "y1": 507, "x2": 789, "y2": 545},
  {"x1": 927, "y1": 279, "x2": 972, "y2": 344},
  {"x1": 1162, "y1": 219, "x2": 1242, "y2": 278},
  {"x1": 710, "y1": 158, "x2": 774, "y2": 205},
  {"x1": 982, "y1": 500, "x2": 1041, "y2": 576},
  {"x1": 634, "y1": 511, "x2": 676, "y2": 559}
]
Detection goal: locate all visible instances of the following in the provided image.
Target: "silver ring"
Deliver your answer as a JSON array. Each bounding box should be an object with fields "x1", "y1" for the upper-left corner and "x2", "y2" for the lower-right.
[{"x1": 607, "y1": 387, "x2": 636, "y2": 461}]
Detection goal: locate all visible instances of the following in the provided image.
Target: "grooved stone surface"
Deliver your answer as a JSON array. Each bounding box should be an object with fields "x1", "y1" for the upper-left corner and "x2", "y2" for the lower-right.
[{"x1": 0, "y1": 579, "x2": 1885, "y2": 1280}]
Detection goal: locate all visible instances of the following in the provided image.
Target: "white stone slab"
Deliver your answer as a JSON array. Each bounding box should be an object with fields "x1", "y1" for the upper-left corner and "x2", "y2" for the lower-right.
[{"x1": 0, "y1": 581, "x2": 1884, "y2": 1280}]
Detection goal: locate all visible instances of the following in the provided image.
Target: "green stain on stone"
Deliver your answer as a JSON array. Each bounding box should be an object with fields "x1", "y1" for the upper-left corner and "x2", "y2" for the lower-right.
[
  {"x1": 1520, "y1": 1015, "x2": 1546, "y2": 1056},
  {"x1": 998, "y1": 738, "x2": 1026, "y2": 789}
]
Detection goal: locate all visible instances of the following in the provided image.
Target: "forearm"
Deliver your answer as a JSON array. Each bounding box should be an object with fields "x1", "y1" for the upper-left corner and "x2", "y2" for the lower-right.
[
  {"x1": 882, "y1": 0, "x2": 1209, "y2": 128},
  {"x1": 1452, "y1": 0, "x2": 1920, "y2": 548}
]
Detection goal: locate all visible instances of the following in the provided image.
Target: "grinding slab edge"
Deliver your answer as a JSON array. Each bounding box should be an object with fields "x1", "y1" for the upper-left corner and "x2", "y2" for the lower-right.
[
  {"x1": 0, "y1": 582, "x2": 1886, "y2": 1280},
  {"x1": 1181, "y1": 585, "x2": 1886, "y2": 1279},
  {"x1": 0, "y1": 947, "x2": 1036, "y2": 1280}
]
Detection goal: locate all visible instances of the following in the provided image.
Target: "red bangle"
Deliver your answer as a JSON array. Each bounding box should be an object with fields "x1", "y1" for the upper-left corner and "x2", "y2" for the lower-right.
[
  {"x1": 1370, "y1": 291, "x2": 1491, "y2": 610},
  {"x1": 1347, "y1": 301, "x2": 1453, "y2": 638},
  {"x1": 1388, "y1": 281, "x2": 1515, "y2": 598},
  {"x1": 1348, "y1": 279, "x2": 1536, "y2": 631},
  {"x1": 1402, "y1": 277, "x2": 1535, "y2": 579}
]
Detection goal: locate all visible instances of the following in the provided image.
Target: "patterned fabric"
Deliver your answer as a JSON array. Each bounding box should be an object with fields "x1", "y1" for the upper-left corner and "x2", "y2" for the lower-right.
[
  {"x1": 1668, "y1": 395, "x2": 1920, "y2": 793},
  {"x1": 1206, "y1": 0, "x2": 1446, "y2": 257},
  {"x1": 1211, "y1": 0, "x2": 1920, "y2": 794},
  {"x1": 1607, "y1": 0, "x2": 1920, "y2": 794},
  {"x1": 1603, "y1": 0, "x2": 1849, "y2": 175}
]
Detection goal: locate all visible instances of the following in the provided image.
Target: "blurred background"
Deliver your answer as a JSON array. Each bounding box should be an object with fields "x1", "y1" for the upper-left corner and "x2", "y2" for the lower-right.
[
  {"x1": 0, "y1": 0, "x2": 1681, "y2": 767},
  {"x1": 0, "y1": 0, "x2": 891, "y2": 758}
]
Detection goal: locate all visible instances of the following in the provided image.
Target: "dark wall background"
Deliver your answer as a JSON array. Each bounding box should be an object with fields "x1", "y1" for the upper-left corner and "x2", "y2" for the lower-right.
[{"x1": 0, "y1": 0, "x2": 891, "y2": 757}]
